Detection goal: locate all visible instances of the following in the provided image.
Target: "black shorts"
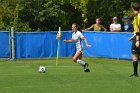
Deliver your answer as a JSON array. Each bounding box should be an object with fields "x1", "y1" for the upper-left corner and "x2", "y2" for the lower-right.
[{"x1": 131, "y1": 36, "x2": 140, "y2": 54}]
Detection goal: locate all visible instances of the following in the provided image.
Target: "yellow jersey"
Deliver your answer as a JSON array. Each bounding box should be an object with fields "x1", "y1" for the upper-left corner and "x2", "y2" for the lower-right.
[{"x1": 133, "y1": 13, "x2": 140, "y2": 35}]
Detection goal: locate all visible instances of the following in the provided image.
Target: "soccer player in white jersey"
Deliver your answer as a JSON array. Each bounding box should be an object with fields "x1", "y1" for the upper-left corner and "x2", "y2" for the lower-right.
[{"x1": 63, "y1": 23, "x2": 91, "y2": 72}]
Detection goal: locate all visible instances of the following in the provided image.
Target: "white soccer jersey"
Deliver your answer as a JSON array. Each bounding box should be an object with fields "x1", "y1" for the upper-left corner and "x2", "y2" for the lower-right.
[{"x1": 72, "y1": 31, "x2": 84, "y2": 52}]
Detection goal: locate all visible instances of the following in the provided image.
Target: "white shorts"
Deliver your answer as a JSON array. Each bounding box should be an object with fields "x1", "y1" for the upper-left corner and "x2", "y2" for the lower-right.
[{"x1": 76, "y1": 47, "x2": 84, "y2": 54}]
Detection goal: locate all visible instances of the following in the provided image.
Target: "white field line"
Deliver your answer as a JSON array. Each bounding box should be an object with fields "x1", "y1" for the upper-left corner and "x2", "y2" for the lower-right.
[
  {"x1": 14, "y1": 65, "x2": 79, "y2": 68},
  {"x1": 46, "y1": 66, "x2": 79, "y2": 68}
]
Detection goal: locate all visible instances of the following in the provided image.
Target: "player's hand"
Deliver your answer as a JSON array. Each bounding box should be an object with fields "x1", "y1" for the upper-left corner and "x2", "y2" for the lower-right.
[
  {"x1": 135, "y1": 41, "x2": 140, "y2": 47},
  {"x1": 56, "y1": 36, "x2": 60, "y2": 40},
  {"x1": 86, "y1": 44, "x2": 91, "y2": 47},
  {"x1": 129, "y1": 36, "x2": 134, "y2": 41},
  {"x1": 63, "y1": 40, "x2": 67, "y2": 42},
  {"x1": 56, "y1": 34, "x2": 61, "y2": 40}
]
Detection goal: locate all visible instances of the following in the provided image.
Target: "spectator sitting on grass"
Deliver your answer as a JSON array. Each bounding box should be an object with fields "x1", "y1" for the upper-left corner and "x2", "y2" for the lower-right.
[
  {"x1": 83, "y1": 18, "x2": 107, "y2": 32},
  {"x1": 123, "y1": 16, "x2": 133, "y2": 32},
  {"x1": 110, "y1": 17, "x2": 121, "y2": 32}
]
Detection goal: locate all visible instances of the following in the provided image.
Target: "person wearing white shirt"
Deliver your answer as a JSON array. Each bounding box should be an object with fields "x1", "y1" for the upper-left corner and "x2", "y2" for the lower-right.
[
  {"x1": 110, "y1": 17, "x2": 121, "y2": 32},
  {"x1": 63, "y1": 23, "x2": 91, "y2": 72}
]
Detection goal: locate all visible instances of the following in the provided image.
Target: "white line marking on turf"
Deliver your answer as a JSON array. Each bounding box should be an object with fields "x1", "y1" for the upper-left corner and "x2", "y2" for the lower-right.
[
  {"x1": 15, "y1": 65, "x2": 79, "y2": 68},
  {"x1": 46, "y1": 66, "x2": 79, "y2": 68},
  {"x1": 15, "y1": 66, "x2": 30, "y2": 68}
]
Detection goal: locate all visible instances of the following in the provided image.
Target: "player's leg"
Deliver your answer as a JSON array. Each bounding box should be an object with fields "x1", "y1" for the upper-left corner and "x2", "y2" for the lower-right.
[
  {"x1": 73, "y1": 51, "x2": 82, "y2": 62},
  {"x1": 79, "y1": 52, "x2": 82, "y2": 60},
  {"x1": 130, "y1": 54, "x2": 138, "y2": 77},
  {"x1": 73, "y1": 51, "x2": 85, "y2": 65},
  {"x1": 73, "y1": 51, "x2": 90, "y2": 72},
  {"x1": 78, "y1": 52, "x2": 90, "y2": 72},
  {"x1": 130, "y1": 36, "x2": 139, "y2": 77}
]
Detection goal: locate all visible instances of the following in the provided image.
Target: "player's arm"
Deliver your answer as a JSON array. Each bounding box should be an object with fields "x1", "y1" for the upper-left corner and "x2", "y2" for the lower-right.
[
  {"x1": 79, "y1": 31, "x2": 91, "y2": 47},
  {"x1": 135, "y1": 13, "x2": 140, "y2": 47},
  {"x1": 136, "y1": 31, "x2": 140, "y2": 41},
  {"x1": 129, "y1": 35, "x2": 135, "y2": 41},
  {"x1": 135, "y1": 26, "x2": 140, "y2": 47},
  {"x1": 63, "y1": 39, "x2": 74, "y2": 43},
  {"x1": 82, "y1": 37, "x2": 91, "y2": 47}
]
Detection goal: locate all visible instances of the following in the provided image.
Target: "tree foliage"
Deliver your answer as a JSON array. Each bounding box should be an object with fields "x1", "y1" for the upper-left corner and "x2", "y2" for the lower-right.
[{"x1": 0, "y1": 0, "x2": 140, "y2": 31}]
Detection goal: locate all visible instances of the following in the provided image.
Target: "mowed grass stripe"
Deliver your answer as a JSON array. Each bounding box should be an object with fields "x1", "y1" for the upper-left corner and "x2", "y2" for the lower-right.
[{"x1": 0, "y1": 57, "x2": 140, "y2": 93}]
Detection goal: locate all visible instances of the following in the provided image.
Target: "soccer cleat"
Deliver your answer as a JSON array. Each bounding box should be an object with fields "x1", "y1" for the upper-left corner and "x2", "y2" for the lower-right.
[
  {"x1": 83, "y1": 63, "x2": 90, "y2": 72},
  {"x1": 129, "y1": 74, "x2": 138, "y2": 77},
  {"x1": 84, "y1": 68, "x2": 90, "y2": 72},
  {"x1": 83, "y1": 63, "x2": 88, "y2": 69}
]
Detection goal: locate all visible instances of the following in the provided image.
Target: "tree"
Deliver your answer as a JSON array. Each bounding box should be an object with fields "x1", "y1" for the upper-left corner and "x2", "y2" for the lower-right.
[
  {"x1": 0, "y1": 0, "x2": 139, "y2": 31},
  {"x1": 0, "y1": 0, "x2": 18, "y2": 30},
  {"x1": 13, "y1": 0, "x2": 66, "y2": 31},
  {"x1": 86, "y1": 0, "x2": 134, "y2": 30}
]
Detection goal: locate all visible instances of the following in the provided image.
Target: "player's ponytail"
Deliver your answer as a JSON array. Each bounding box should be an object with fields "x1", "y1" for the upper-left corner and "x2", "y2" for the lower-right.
[{"x1": 72, "y1": 23, "x2": 82, "y2": 33}]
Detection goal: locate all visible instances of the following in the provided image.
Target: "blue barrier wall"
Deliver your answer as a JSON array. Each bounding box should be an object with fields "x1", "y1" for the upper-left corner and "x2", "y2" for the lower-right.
[
  {"x1": 15, "y1": 32, "x2": 133, "y2": 59},
  {"x1": 83, "y1": 32, "x2": 132, "y2": 59},
  {"x1": 15, "y1": 32, "x2": 76, "y2": 58},
  {"x1": 0, "y1": 32, "x2": 9, "y2": 58},
  {"x1": 0, "y1": 31, "x2": 133, "y2": 59}
]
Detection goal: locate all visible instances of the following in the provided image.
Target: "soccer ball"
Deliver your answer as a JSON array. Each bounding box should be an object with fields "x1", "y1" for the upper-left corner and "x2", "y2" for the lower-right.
[{"x1": 38, "y1": 66, "x2": 46, "y2": 73}]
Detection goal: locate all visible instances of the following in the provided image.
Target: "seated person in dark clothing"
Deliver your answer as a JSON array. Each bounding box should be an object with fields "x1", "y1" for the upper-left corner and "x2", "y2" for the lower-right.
[{"x1": 123, "y1": 16, "x2": 133, "y2": 32}]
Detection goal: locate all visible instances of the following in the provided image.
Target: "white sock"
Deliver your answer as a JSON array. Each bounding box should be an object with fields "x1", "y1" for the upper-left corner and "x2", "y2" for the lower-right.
[{"x1": 76, "y1": 59, "x2": 86, "y2": 65}]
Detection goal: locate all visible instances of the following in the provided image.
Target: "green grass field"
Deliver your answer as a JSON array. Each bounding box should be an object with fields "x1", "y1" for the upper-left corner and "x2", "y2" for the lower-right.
[{"x1": 0, "y1": 57, "x2": 140, "y2": 93}]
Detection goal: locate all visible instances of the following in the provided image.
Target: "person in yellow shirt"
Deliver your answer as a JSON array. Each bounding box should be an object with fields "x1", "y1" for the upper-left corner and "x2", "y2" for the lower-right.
[
  {"x1": 83, "y1": 18, "x2": 107, "y2": 32},
  {"x1": 129, "y1": 2, "x2": 140, "y2": 77}
]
